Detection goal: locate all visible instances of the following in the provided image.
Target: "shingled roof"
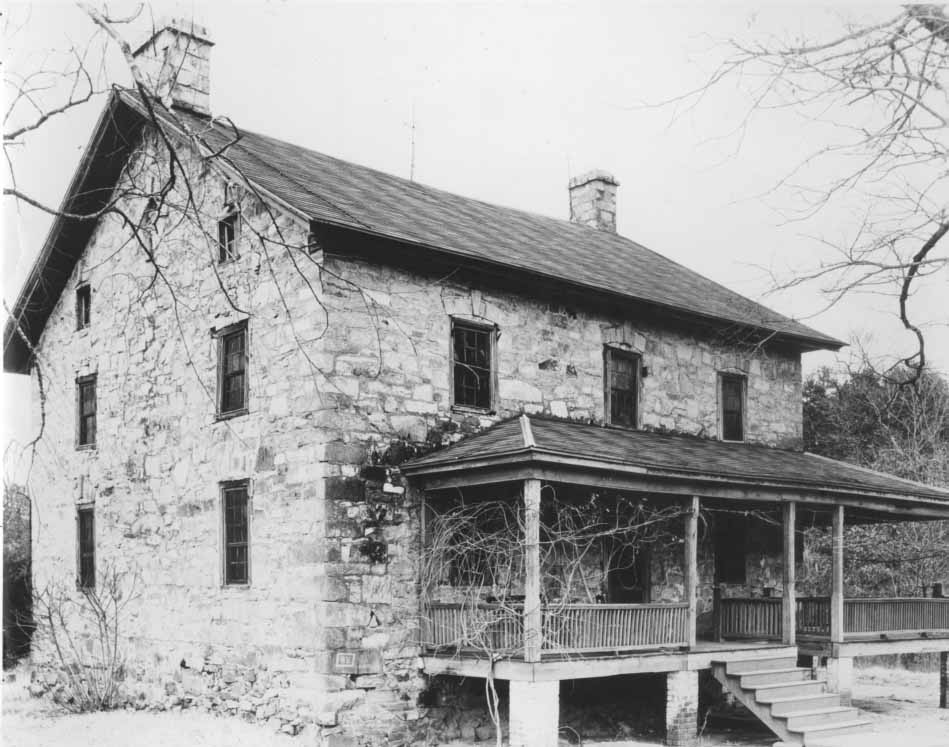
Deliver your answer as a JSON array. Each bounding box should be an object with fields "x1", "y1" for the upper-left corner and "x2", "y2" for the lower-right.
[
  {"x1": 3, "y1": 91, "x2": 842, "y2": 372},
  {"x1": 401, "y1": 415, "x2": 949, "y2": 512}
]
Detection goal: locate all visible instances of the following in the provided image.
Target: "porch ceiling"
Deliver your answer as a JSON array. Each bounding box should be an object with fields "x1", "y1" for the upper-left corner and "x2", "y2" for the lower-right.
[{"x1": 401, "y1": 415, "x2": 949, "y2": 519}]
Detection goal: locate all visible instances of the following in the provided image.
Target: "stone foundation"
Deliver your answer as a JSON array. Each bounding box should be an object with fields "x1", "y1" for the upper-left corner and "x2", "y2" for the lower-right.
[
  {"x1": 665, "y1": 670, "x2": 698, "y2": 747},
  {"x1": 509, "y1": 680, "x2": 559, "y2": 747},
  {"x1": 939, "y1": 651, "x2": 948, "y2": 709},
  {"x1": 825, "y1": 656, "x2": 853, "y2": 707}
]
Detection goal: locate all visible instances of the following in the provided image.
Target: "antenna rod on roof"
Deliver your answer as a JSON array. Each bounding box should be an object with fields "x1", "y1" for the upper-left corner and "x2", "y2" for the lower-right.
[{"x1": 409, "y1": 100, "x2": 417, "y2": 182}]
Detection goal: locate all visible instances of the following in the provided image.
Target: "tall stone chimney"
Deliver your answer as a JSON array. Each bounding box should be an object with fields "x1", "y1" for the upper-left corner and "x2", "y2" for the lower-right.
[
  {"x1": 568, "y1": 170, "x2": 619, "y2": 232},
  {"x1": 132, "y1": 18, "x2": 213, "y2": 116}
]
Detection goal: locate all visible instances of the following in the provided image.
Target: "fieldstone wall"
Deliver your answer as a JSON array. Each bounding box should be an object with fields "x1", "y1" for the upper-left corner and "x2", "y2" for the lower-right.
[
  {"x1": 25, "y1": 123, "x2": 804, "y2": 745},
  {"x1": 315, "y1": 254, "x2": 803, "y2": 449},
  {"x1": 26, "y1": 132, "x2": 424, "y2": 743}
]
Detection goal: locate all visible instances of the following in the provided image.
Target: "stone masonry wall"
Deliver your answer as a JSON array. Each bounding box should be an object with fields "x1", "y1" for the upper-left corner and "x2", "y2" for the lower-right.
[
  {"x1": 316, "y1": 254, "x2": 803, "y2": 447},
  {"x1": 26, "y1": 122, "x2": 803, "y2": 745},
  {"x1": 26, "y1": 132, "x2": 413, "y2": 742}
]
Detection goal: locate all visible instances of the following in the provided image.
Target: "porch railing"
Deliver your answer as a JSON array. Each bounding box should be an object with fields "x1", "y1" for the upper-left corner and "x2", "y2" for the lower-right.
[
  {"x1": 845, "y1": 598, "x2": 949, "y2": 635},
  {"x1": 543, "y1": 603, "x2": 689, "y2": 654},
  {"x1": 720, "y1": 596, "x2": 949, "y2": 640},
  {"x1": 796, "y1": 597, "x2": 831, "y2": 636},
  {"x1": 718, "y1": 597, "x2": 783, "y2": 640},
  {"x1": 422, "y1": 602, "x2": 689, "y2": 656}
]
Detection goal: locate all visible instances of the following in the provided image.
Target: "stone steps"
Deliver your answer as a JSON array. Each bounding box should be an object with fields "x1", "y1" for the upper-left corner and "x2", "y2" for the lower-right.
[{"x1": 712, "y1": 654, "x2": 871, "y2": 747}]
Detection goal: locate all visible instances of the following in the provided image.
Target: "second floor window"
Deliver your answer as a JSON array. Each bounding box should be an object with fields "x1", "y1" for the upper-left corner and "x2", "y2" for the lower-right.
[
  {"x1": 218, "y1": 210, "x2": 238, "y2": 263},
  {"x1": 77, "y1": 374, "x2": 97, "y2": 447},
  {"x1": 720, "y1": 373, "x2": 746, "y2": 441},
  {"x1": 451, "y1": 319, "x2": 495, "y2": 410},
  {"x1": 77, "y1": 507, "x2": 95, "y2": 589},
  {"x1": 604, "y1": 347, "x2": 640, "y2": 428},
  {"x1": 222, "y1": 482, "x2": 250, "y2": 585},
  {"x1": 216, "y1": 322, "x2": 248, "y2": 416},
  {"x1": 76, "y1": 284, "x2": 91, "y2": 330}
]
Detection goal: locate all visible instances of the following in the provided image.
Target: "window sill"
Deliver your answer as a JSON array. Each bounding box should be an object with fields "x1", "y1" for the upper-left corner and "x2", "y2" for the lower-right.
[
  {"x1": 451, "y1": 404, "x2": 495, "y2": 416},
  {"x1": 215, "y1": 408, "x2": 248, "y2": 422},
  {"x1": 75, "y1": 443, "x2": 97, "y2": 451},
  {"x1": 222, "y1": 583, "x2": 250, "y2": 590}
]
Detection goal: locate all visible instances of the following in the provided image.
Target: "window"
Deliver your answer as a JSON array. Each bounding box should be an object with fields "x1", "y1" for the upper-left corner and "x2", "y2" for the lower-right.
[
  {"x1": 720, "y1": 373, "x2": 746, "y2": 441},
  {"x1": 77, "y1": 507, "x2": 95, "y2": 589},
  {"x1": 222, "y1": 482, "x2": 250, "y2": 585},
  {"x1": 604, "y1": 347, "x2": 640, "y2": 428},
  {"x1": 216, "y1": 322, "x2": 248, "y2": 417},
  {"x1": 451, "y1": 319, "x2": 495, "y2": 410},
  {"x1": 77, "y1": 374, "x2": 97, "y2": 447},
  {"x1": 714, "y1": 512, "x2": 747, "y2": 584},
  {"x1": 218, "y1": 210, "x2": 238, "y2": 262},
  {"x1": 76, "y1": 284, "x2": 91, "y2": 330}
]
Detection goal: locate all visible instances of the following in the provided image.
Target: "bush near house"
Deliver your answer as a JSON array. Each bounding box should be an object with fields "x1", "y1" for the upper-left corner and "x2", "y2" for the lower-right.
[{"x1": 3, "y1": 484, "x2": 32, "y2": 668}]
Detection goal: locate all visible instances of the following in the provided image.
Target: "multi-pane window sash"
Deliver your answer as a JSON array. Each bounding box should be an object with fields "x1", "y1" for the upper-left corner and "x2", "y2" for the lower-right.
[
  {"x1": 606, "y1": 348, "x2": 639, "y2": 428},
  {"x1": 721, "y1": 374, "x2": 745, "y2": 441},
  {"x1": 452, "y1": 322, "x2": 493, "y2": 409},
  {"x1": 223, "y1": 485, "x2": 249, "y2": 585},
  {"x1": 76, "y1": 285, "x2": 91, "y2": 330},
  {"x1": 218, "y1": 212, "x2": 238, "y2": 263},
  {"x1": 219, "y1": 327, "x2": 247, "y2": 415},
  {"x1": 77, "y1": 375, "x2": 97, "y2": 447},
  {"x1": 77, "y1": 508, "x2": 95, "y2": 589}
]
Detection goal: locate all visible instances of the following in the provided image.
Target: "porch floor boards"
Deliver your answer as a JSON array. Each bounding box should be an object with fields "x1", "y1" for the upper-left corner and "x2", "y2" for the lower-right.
[{"x1": 422, "y1": 640, "x2": 799, "y2": 681}]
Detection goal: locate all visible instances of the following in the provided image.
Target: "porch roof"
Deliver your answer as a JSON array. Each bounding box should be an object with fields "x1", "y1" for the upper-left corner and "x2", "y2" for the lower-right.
[{"x1": 401, "y1": 416, "x2": 949, "y2": 517}]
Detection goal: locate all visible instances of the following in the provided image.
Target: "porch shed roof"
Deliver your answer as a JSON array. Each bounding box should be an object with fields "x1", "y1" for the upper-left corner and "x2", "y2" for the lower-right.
[{"x1": 401, "y1": 416, "x2": 949, "y2": 515}]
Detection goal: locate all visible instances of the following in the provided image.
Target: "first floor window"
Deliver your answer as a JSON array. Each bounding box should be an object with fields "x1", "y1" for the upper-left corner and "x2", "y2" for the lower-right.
[
  {"x1": 216, "y1": 322, "x2": 248, "y2": 416},
  {"x1": 77, "y1": 507, "x2": 95, "y2": 588},
  {"x1": 77, "y1": 374, "x2": 97, "y2": 447},
  {"x1": 223, "y1": 482, "x2": 250, "y2": 585},
  {"x1": 604, "y1": 347, "x2": 640, "y2": 428},
  {"x1": 720, "y1": 373, "x2": 746, "y2": 441},
  {"x1": 451, "y1": 319, "x2": 495, "y2": 410}
]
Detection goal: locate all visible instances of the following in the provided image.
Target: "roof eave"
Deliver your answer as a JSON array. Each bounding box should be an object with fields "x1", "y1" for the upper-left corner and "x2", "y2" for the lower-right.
[
  {"x1": 3, "y1": 91, "x2": 141, "y2": 374},
  {"x1": 310, "y1": 220, "x2": 845, "y2": 353},
  {"x1": 401, "y1": 448, "x2": 949, "y2": 517}
]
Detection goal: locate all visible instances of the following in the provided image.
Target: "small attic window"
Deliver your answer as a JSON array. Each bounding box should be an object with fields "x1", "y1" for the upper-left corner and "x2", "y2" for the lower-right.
[
  {"x1": 218, "y1": 209, "x2": 239, "y2": 263},
  {"x1": 76, "y1": 284, "x2": 91, "y2": 330}
]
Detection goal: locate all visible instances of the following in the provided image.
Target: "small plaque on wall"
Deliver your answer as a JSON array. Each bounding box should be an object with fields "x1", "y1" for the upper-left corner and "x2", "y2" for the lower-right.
[{"x1": 333, "y1": 652, "x2": 357, "y2": 673}]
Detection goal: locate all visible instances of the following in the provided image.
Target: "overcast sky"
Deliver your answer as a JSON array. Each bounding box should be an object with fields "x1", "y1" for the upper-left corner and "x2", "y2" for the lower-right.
[{"x1": 3, "y1": 2, "x2": 947, "y2": 457}]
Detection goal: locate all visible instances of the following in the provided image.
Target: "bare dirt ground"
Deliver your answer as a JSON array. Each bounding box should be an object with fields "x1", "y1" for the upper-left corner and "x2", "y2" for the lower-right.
[{"x1": 2, "y1": 666, "x2": 947, "y2": 746}]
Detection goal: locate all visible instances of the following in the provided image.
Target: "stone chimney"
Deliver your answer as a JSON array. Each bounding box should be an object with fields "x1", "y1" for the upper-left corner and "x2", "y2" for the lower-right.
[
  {"x1": 568, "y1": 170, "x2": 619, "y2": 232},
  {"x1": 132, "y1": 18, "x2": 213, "y2": 115}
]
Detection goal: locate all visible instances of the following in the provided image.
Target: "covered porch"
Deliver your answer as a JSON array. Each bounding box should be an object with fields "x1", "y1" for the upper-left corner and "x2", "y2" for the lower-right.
[{"x1": 401, "y1": 415, "x2": 949, "y2": 746}]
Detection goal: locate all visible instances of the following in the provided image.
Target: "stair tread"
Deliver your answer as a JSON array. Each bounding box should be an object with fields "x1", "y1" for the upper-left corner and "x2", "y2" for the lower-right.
[
  {"x1": 754, "y1": 680, "x2": 825, "y2": 691},
  {"x1": 789, "y1": 720, "x2": 873, "y2": 734},
  {"x1": 783, "y1": 707, "x2": 856, "y2": 718},
  {"x1": 736, "y1": 667, "x2": 811, "y2": 677},
  {"x1": 766, "y1": 693, "x2": 839, "y2": 704}
]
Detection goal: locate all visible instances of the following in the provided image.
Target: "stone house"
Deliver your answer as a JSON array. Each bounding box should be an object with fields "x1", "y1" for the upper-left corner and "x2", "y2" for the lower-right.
[{"x1": 5, "y1": 19, "x2": 949, "y2": 747}]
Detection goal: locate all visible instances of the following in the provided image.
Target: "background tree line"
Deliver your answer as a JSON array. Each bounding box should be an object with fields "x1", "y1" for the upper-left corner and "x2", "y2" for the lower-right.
[{"x1": 800, "y1": 365, "x2": 949, "y2": 597}]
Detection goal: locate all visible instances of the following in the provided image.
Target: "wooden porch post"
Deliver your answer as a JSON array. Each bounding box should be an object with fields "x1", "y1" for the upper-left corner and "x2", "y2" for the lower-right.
[
  {"x1": 685, "y1": 496, "x2": 700, "y2": 649},
  {"x1": 782, "y1": 501, "x2": 797, "y2": 646},
  {"x1": 831, "y1": 504, "x2": 845, "y2": 644},
  {"x1": 523, "y1": 478, "x2": 543, "y2": 662}
]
